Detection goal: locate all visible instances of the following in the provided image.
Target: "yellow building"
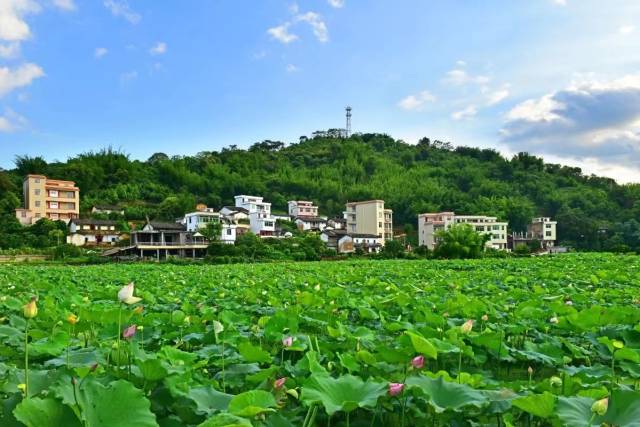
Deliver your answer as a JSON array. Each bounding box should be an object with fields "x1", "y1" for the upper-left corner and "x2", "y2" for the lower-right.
[
  {"x1": 343, "y1": 200, "x2": 393, "y2": 243},
  {"x1": 15, "y1": 174, "x2": 80, "y2": 225}
]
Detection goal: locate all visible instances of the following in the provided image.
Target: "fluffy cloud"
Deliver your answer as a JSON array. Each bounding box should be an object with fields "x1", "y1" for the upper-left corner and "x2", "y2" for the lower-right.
[
  {"x1": 94, "y1": 47, "x2": 108, "y2": 58},
  {"x1": 398, "y1": 90, "x2": 436, "y2": 111},
  {"x1": 296, "y1": 12, "x2": 329, "y2": 43},
  {"x1": 0, "y1": 0, "x2": 40, "y2": 42},
  {"x1": 328, "y1": 0, "x2": 345, "y2": 8},
  {"x1": 501, "y1": 75, "x2": 640, "y2": 176},
  {"x1": 619, "y1": 25, "x2": 635, "y2": 35},
  {"x1": 52, "y1": 0, "x2": 76, "y2": 11},
  {"x1": 149, "y1": 42, "x2": 167, "y2": 56},
  {"x1": 444, "y1": 68, "x2": 490, "y2": 86},
  {"x1": 451, "y1": 105, "x2": 477, "y2": 120},
  {"x1": 104, "y1": 0, "x2": 140, "y2": 24},
  {"x1": 268, "y1": 9, "x2": 329, "y2": 44},
  {"x1": 0, "y1": 109, "x2": 27, "y2": 132},
  {"x1": 0, "y1": 42, "x2": 20, "y2": 59},
  {"x1": 0, "y1": 63, "x2": 45, "y2": 97},
  {"x1": 267, "y1": 23, "x2": 298, "y2": 44},
  {"x1": 552, "y1": 0, "x2": 567, "y2": 5},
  {"x1": 485, "y1": 85, "x2": 510, "y2": 106}
]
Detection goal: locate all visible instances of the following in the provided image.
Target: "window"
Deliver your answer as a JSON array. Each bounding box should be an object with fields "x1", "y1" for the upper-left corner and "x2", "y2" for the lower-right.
[
  {"x1": 546, "y1": 231, "x2": 552, "y2": 237},
  {"x1": 35, "y1": 213, "x2": 41, "y2": 218},
  {"x1": 476, "y1": 226, "x2": 485, "y2": 232},
  {"x1": 546, "y1": 224, "x2": 552, "y2": 228},
  {"x1": 34, "y1": 189, "x2": 41, "y2": 196},
  {"x1": 226, "y1": 229, "x2": 232, "y2": 235},
  {"x1": 379, "y1": 222, "x2": 382, "y2": 228},
  {"x1": 35, "y1": 178, "x2": 40, "y2": 183},
  {"x1": 49, "y1": 190, "x2": 58, "y2": 197},
  {"x1": 21, "y1": 211, "x2": 26, "y2": 217},
  {"x1": 50, "y1": 202, "x2": 58, "y2": 209},
  {"x1": 35, "y1": 201, "x2": 41, "y2": 207}
]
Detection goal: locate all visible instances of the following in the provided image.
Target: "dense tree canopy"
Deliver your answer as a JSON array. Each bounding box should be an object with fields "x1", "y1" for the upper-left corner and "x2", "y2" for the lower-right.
[{"x1": 1, "y1": 133, "x2": 639, "y2": 251}]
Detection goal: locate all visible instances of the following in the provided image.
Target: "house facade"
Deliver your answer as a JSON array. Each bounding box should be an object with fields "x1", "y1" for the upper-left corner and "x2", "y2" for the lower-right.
[
  {"x1": 15, "y1": 175, "x2": 80, "y2": 225},
  {"x1": 512, "y1": 217, "x2": 558, "y2": 249},
  {"x1": 183, "y1": 206, "x2": 237, "y2": 244},
  {"x1": 288, "y1": 201, "x2": 319, "y2": 218},
  {"x1": 295, "y1": 216, "x2": 328, "y2": 232},
  {"x1": 320, "y1": 230, "x2": 384, "y2": 254},
  {"x1": 418, "y1": 212, "x2": 509, "y2": 250},
  {"x1": 343, "y1": 200, "x2": 393, "y2": 244},
  {"x1": 67, "y1": 219, "x2": 121, "y2": 246},
  {"x1": 234, "y1": 195, "x2": 276, "y2": 237}
]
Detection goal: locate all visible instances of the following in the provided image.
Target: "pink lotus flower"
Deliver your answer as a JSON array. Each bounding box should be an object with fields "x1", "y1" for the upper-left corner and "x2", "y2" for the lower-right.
[
  {"x1": 274, "y1": 377, "x2": 287, "y2": 389},
  {"x1": 411, "y1": 355, "x2": 425, "y2": 369},
  {"x1": 282, "y1": 336, "x2": 293, "y2": 347},
  {"x1": 461, "y1": 319, "x2": 474, "y2": 334},
  {"x1": 388, "y1": 383, "x2": 404, "y2": 396},
  {"x1": 122, "y1": 324, "x2": 137, "y2": 340}
]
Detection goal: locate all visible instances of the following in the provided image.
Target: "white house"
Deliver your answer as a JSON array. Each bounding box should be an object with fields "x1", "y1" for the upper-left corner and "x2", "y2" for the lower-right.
[
  {"x1": 418, "y1": 212, "x2": 509, "y2": 250},
  {"x1": 320, "y1": 230, "x2": 383, "y2": 254},
  {"x1": 183, "y1": 207, "x2": 238, "y2": 244},
  {"x1": 234, "y1": 195, "x2": 276, "y2": 237},
  {"x1": 295, "y1": 216, "x2": 328, "y2": 231},
  {"x1": 288, "y1": 201, "x2": 319, "y2": 218},
  {"x1": 67, "y1": 219, "x2": 121, "y2": 246}
]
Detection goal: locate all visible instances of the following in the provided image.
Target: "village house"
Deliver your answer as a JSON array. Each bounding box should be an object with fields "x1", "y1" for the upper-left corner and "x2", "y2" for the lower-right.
[
  {"x1": 512, "y1": 217, "x2": 558, "y2": 249},
  {"x1": 418, "y1": 212, "x2": 509, "y2": 250},
  {"x1": 67, "y1": 218, "x2": 121, "y2": 246},
  {"x1": 183, "y1": 206, "x2": 237, "y2": 244},
  {"x1": 343, "y1": 200, "x2": 393, "y2": 243},
  {"x1": 91, "y1": 205, "x2": 125, "y2": 216},
  {"x1": 295, "y1": 216, "x2": 328, "y2": 232},
  {"x1": 15, "y1": 175, "x2": 80, "y2": 225},
  {"x1": 320, "y1": 229, "x2": 384, "y2": 254},
  {"x1": 288, "y1": 200, "x2": 319, "y2": 218},
  {"x1": 234, "y1": 195, "x2": 276, "y2": 237}
]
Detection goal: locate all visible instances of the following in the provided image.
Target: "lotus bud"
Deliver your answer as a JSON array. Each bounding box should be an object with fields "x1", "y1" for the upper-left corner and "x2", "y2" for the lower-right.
[
  {"x1": 122, "y1": 324, "x2": 137, "y2": 340},
  {"x1": 461, "y1": 319, "x2": 474, "y2": 334},
  {"x1": 82, "y1": 296, "x2": 90, "y2": 303},
  {"x1": 17, "y1": 383, "x2": 26, "y2": 393},
  {"x1": 481, "y1": 314, "x2": 489, "y2": 322},
  {"x1": 613, "y1": 340, "x2": 624, "y2": 350},
  {"x1": 443, "y1": 312, "x2": 449, "y2": 318},
  {"x1": 550, "y1": 376, "x2": 562, "y2": 387},
  {"x1": 137, "y1": 325, "x2": 144, "y2": 331},
  {"x1": 591, "y1": 397, "x2": 608, "y2": 416},
  {"x1": 133, "y1": 306, "x2": 144, "y2": 315},
  {"x1": 282, "y1": 336, "x2": 293, "y2": 347},
  {"x1": 388, "y1": 383, "x2": 404, "y2": 396},
  {"x1": 90, "y1": 363, "x2": 98, "y2": 372},
  {"x1": 71, "y1": 377, "x2": 77, "y2": 385},
  {"x1": 118, "y1": 282, "x2": 142, "y2": 305},
  {"x1": 23, "y1": 297, "x2": 38, "y2": 319},
  {"x1": 411, "y1": 355, "x2": 425, "y2": 369},
  {"x1": 274, "y1": 377, "x2": 287, "y2": 389},
  {"x1": 67, "y1": 313, "x2": 79, "y2": 325},
  {"x1": 527, "y1": 366, "x2": 533, "y2": 375},
  {"x1": 565, "y1": 300, "x2": 573, "y2": 306},
  {"x1": 549, "y1": 316, "x2": 559, "y2": 324}
]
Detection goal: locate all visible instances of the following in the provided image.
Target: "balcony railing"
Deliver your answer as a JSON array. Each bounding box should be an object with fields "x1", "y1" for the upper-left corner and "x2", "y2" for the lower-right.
[{"x1": 134, "y1": 241, "x2": 208, "y2": 247}]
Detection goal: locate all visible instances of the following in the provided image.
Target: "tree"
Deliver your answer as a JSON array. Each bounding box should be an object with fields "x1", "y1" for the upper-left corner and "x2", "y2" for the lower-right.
[
  {"x1": 201, "y1": 221, "x2": 222, "y2": 242},
  {"x1": 381, "y1": 239, "x2": 405, "y2": 258},
  {"x1": 434, "y1": 224, "x2": 490, "y2": 259}
]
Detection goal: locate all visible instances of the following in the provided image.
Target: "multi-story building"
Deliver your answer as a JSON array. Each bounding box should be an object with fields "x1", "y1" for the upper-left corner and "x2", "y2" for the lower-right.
[
  {"x1": 67, "y1": 219, "x2": 121, "y2": 246},
  {"x1": 418, "y1": 211, "x2": 509, "y2": 250},
  {"x1": 234, "y1": 195, "x2": 276, "y2": 237},
  {"x1": 512, "y1": 217, "x2": 557, "y2": 249},
  {"x1": 183, "y1": 206, "x2": 237, "y2": 244},
  {"x1": 15, "y1": 175, "x2": 80, "y2": 225},
  {"x1": 343, "y1": 200, "x2": 393, "y2": 243},
  {"x1": 288, "y1": 201, "x2": 319, "y2": 218}
]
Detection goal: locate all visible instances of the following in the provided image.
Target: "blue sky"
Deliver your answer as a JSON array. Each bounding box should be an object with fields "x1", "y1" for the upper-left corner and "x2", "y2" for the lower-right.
[{"x1": 1, "y1": 1, "x2": 640, "y2": 182}]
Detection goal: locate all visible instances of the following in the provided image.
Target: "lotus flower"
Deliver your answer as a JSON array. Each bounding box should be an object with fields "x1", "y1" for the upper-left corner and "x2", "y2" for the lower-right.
[
  {"x1": 549, "y1": 316, "x2": 559, "y2": 324},
  {"x1": 591, "y1": 397, "x2": 608, "y2": 416},
  {"x1": 282, "y1": 336, "x2": 293, "y2": 347},
  {"x1": 274, "y1": 377, "x2": 287, "y2": 389},
  {"x1": 565, "y1": 300, "x2": 573, "y2": 306},
  {"x1": 460, "y1": 319, "x2": 474, "y2": 334},
  {"x1": 388, "y1": 383, "x2": 404, "y2": 396},
  {"x1": 67, "y1": 313, "x2": 79, "y2": 325},
  {"x1": 23, "y1": 297, "x2": 38, "y2": 319},
  {"x1": 411, "y1": 355, "x2": 425, "y2": 369},
  {"x1": 122, "y1": 324, "x2": 137, "y2": 340},
  {"x1": 118, "y1": 282, "x2": 142, "y2": 305}
]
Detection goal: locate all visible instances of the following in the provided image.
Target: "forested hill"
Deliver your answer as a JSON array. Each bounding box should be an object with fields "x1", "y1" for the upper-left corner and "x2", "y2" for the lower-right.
[{"x1": 1, "y1": 133, "x2": 639, "y2": 250}]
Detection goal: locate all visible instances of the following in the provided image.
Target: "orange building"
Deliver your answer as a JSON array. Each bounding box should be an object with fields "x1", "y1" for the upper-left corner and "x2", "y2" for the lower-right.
[{"x1": 15, "y1": 174, "x2": 80, "y2": 225}]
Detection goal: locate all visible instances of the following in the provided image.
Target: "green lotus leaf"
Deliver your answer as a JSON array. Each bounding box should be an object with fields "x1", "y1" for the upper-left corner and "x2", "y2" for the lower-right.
[
  {"x1": 228, "y1": 390, "x2": 277, "y2": 417},
  {"x1": 13, "y1": 397, "x2": 81, "y2": 427},
  {"x1": 512, "y1": 392, "x2": 556, "y2": 419},
  {"x1": 198, "y1": 413, "x2": 252, "y2": 427},
  {"x1": 406, "y1": 375, "x2": 487, "y2": 413},
  {"x1": 238, "y1": 342, "x2": 272, "y2": 364},
  {"x1": 405, "y1": 331, "x2": 438, "y2": 359},
  {"x1": 301, "y1": 374, "x2": 386, "y2": 415}
]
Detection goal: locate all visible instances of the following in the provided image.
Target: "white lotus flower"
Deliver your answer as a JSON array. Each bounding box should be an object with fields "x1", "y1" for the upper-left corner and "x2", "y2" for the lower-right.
[{"x1": 118, "y1": 282, "x2": 142, "y2": 305}]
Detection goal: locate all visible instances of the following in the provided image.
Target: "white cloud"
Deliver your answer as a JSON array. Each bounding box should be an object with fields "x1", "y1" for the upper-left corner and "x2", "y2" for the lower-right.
[
  {"x1": 328, "y1": 0, "x2": 345, "y2": 8},
  {"x1": 619, "y1": 25, "x2": 635, "y2": 35},
  {"x1": 0, "y1": 0, "x2": 40, "y2": 42},
  {"x1": 398, "y1": 90, "x2": 436, "y2": 111},
  {"x1": 94, "y1": 47, "x2": 108, "y2": 58},
  {"x1": 444, "y1": 68, "x2": 490, "y2": 86},
  {"x1": 452, "y1": 105, "x2": 477, "y2": 120},
  {"x1": 267, "y1": 23, "x2": 298, "y2": 44},
  {"x1": 149, "y1": 42, "x2": 167, "y2": 56},
  {"x1": 104, "y1": 0, "x2": 140, "y2": 24},
  {"x1": 120, "y1": 70, "x2": 138, "y2": 83},
  {"x1": 52, "y1": 0, "x2": 76, "y2": 11},
  {"x1": 0, "y1": 63, "x2": 45, "y2": 97},
  {"x1": 286, "y1": 64, "x2": 299, "y2": 73},
  {"x1": 0, "y1": 109, "x2": 27, "y2": 132},
  {"x1": 486, "y1": 85, "x2": 510, "y2": 106},
  {"x1": 296, "y1": 12, "x2": 329, "y2": 43},
  {"x1": 0, "y1": 42, "x2": 20, "y2": 59},
  {"x1": 501, "y1": 74, "x2": 640, "y2": 181},
  {"x1": 552, "y1": 0, "x2": 567, "y2": 5}
]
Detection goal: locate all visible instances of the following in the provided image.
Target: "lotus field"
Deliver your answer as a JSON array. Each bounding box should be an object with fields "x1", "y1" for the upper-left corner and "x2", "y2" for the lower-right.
[{"x1": 1, "y1": 254, "x2": 640, "y2": 426}]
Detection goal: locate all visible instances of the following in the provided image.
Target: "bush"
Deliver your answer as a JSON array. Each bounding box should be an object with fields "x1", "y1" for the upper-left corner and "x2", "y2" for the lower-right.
[{"x1": 434, "y1": 224, "x2": 490, "y2": 259}]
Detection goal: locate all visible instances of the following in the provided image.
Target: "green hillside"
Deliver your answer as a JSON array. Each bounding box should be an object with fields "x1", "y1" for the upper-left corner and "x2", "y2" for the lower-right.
[{"x1": 1, "y1": 133, "x2": 639, "y2": 251}]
